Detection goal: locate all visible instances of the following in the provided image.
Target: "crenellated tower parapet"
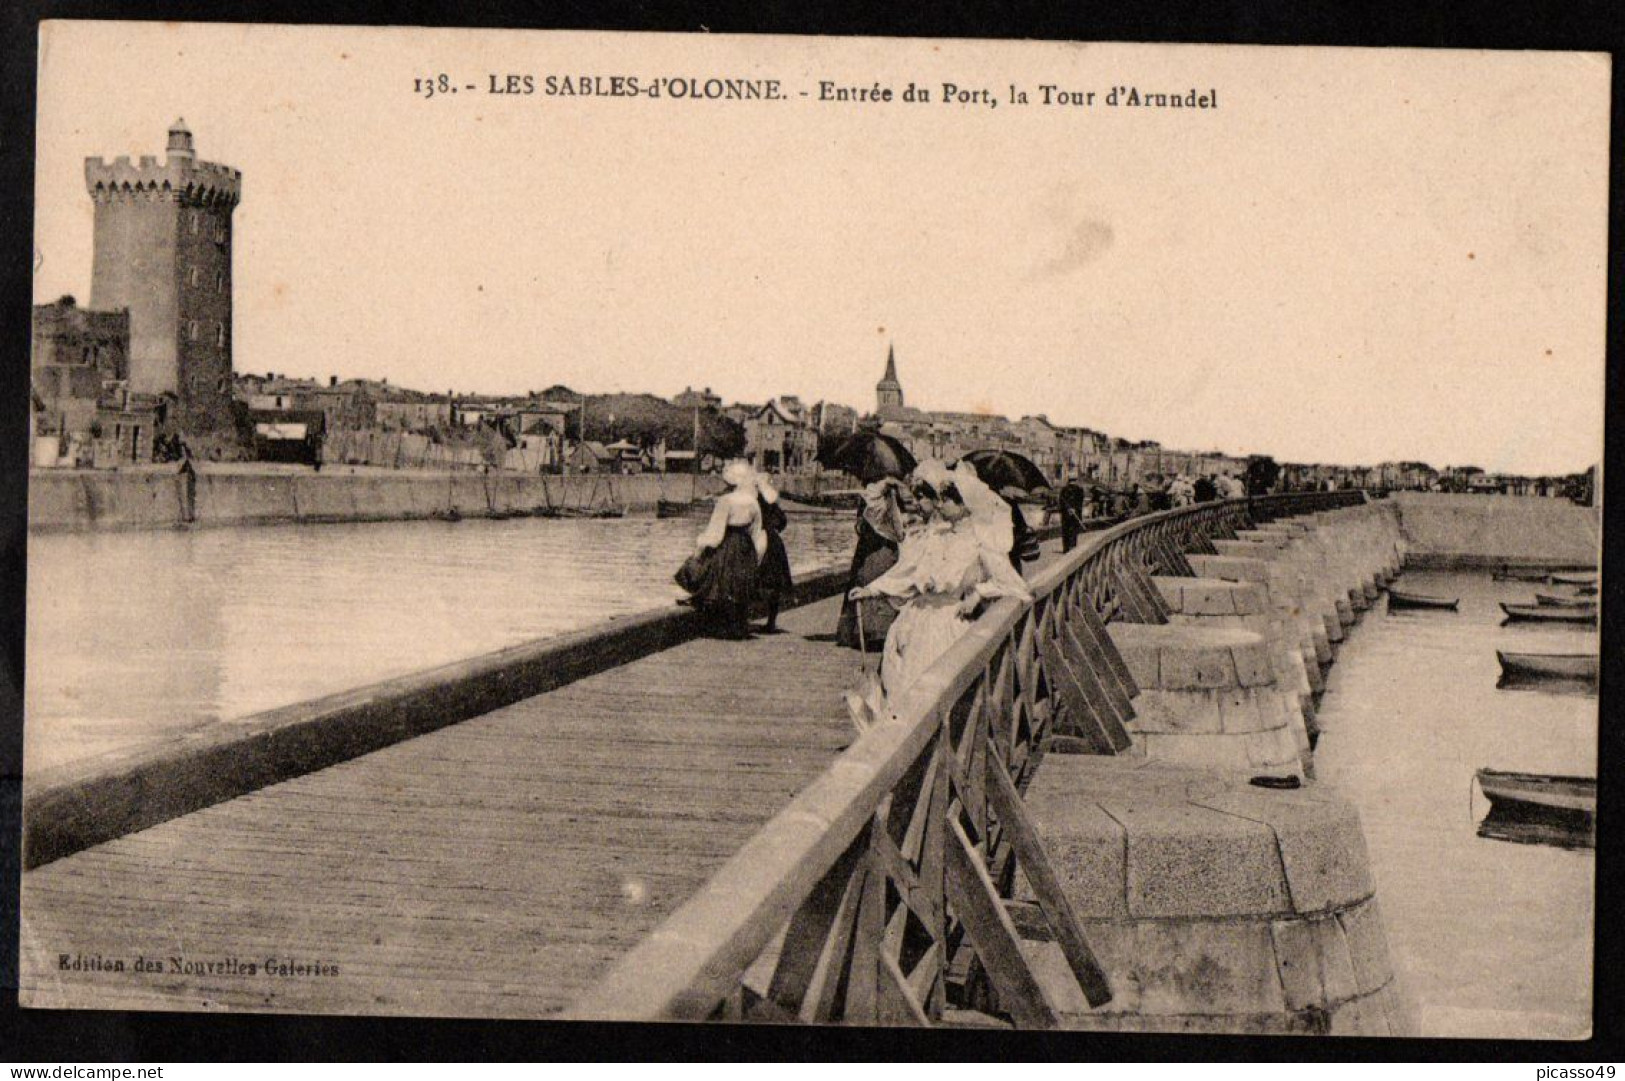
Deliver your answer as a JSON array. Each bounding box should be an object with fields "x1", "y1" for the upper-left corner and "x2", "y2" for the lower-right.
[{"x1": 84, "y1": 154, "x2": 242, "y2": 207}]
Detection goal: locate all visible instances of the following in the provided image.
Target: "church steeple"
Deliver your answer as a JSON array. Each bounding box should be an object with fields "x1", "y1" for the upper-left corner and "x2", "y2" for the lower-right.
[{"x1": 876, "y1": 343, "x2": 904, "y2": 413}]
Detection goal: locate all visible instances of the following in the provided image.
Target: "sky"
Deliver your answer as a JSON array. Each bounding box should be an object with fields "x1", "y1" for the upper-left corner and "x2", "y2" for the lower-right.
[{"x1": 34, "y1": 24, "x2": 1610, "y2": 474}]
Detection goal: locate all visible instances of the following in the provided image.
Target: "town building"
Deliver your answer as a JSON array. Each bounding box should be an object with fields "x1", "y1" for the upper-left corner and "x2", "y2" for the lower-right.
[
  {"x1": 31, "y1": 296, "x2": 159, "y2": 468},
  {"x1": 85, "y1": 120, "x2": 241, "y2": 436},
  {"x1": 809, "y1": 400, "x2": 860, "y2": 438},
  {"x1": 672, "y1": 386, "x2": 723, "y2": 411},
  {"x1": 744, "y1": 397, "x2": 818, "y2": 473}
]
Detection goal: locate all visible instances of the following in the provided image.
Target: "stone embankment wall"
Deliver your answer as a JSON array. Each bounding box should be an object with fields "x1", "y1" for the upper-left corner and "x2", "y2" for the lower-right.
[
  {"x1": 1024, "y1": 499, "x2": 1419, "y2": 1035},
  {"x1": 28, "y1": 469, "x2": 725, "y2": 532},
  {"x1": 1391, "y1": 491, "x2": 1599, "y2": 569}
]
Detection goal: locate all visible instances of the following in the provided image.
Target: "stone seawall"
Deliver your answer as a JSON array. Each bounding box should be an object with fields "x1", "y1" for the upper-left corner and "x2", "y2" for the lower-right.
[
  {"x1": 1024, "y1": 498, "x2": 1419, "y2": 1035},
  {"x1": 28, "y1": 469, "x2": 726, "y2": 532},
  {"x1": 1391, "y1": 491, "x2": 1599, "y2": 569}
]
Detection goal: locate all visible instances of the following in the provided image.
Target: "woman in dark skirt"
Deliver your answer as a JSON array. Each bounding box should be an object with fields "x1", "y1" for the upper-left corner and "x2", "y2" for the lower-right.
[
  {"x1": 680, "y1": 460, "x2": 766, "y2": 639},
  {"x1": 836, "y1": 476, "x2": 909, "y2": 650},
  {"x1": 754, "y1": 475, "x2": 794, "y2": 633}
]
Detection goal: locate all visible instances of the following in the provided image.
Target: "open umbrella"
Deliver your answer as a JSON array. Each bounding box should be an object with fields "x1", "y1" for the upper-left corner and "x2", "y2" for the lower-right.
[
  {"x1": 956, "y1": 449, "x2": 1052, "y2": 497},
  {"x1": 818, "y1": 432, "x2": 918, "y2": 485}
]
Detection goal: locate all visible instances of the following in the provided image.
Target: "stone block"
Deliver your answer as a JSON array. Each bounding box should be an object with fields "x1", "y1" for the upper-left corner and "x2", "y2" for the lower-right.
[
  {"x1": 1245, "y1": 726, "x2": 1302, "y2": 773},
  {"x1": 1161, "y1": 644, "x2": 1234, "y2": 690},
  {"x1": 1309, "y1": 914, "x2": 1359, "y2": 1005},
  {"x1": 1133, "y1": 919, "x2": 1287, "y2": 1016},
  {"x1": 1215, "y1": 688, "x2": 1266, "y2": 734},
  {"x1": 1021, "y1": 770, "x2": 1130, "y2": 919},
  {"x1": 1270, "y1": 918, "x2": 1325, "y2": 1011},
  {"x1": 1140, "y1": 732, "x2": 1251, "y2": 773},
  {"x1": 1337, "y1": 897, "x2": 1395, "y2": 996},
  {"x1": 1109, "y1": 799, "x2": 1290, "y2": 918},
  {"x1": 1327, "y1": 987, "x2": 1390, "y2": 1036},
  {"x1": 1075, "y1": 920, "x2": 1141, "y2": 1012},
  {"x1": 1131, "y1": 689, "x2": 1223, "y2": 735},
  {"x1": 1230, "y1": 639, "x2": 1276, "y2": 688},
  {"x1": 1188, "y1": 788, "x2": 1373, "y2": 913}
]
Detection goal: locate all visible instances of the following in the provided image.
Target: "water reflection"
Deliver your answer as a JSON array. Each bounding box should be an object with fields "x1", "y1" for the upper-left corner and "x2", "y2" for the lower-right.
[
  {"x1": 1313, "y1": 569, "x2": 1596, "y2": 1039},
  {"x1": 26, "y1": 514, "x2": 858, "y2": 775}
]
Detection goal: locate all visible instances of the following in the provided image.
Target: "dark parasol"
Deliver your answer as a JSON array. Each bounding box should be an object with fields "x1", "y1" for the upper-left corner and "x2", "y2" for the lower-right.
[
  {"x1": 956, "y1": 449, "x2": 1053, "y2": 497},
  {"x1": 818, "y1": 432, "x2": 918, "y2": 485}
]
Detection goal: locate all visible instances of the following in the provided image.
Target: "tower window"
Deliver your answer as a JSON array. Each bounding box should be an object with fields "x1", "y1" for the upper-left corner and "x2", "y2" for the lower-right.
[
  {"x1": 216, "y1": 323, "x2": 226, "y2": 347},
  {"x1": 188, "y1": 266, "x2": 201, "y2": 287},
  {"x1": 188, "y1": 321, "x2": 199, "y2": 341},
  {"x1": 216, "y1": 271, "x2": 226, "y2": 292},
  {"x1": 190, "y1": 211, "x2": 201, "y2": 234}
]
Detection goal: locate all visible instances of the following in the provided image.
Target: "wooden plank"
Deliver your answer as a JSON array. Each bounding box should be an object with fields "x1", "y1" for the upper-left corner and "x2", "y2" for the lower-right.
[
  {"x1": 984, "y1": 752, "x2": 1112, "y2": 1008},
  {"x1": 943, "y1": 820, "x2": 1059, "y2": 1029},
  {"x1": 1037, "y1": 634, "x2": 1126, "y2": 755}
]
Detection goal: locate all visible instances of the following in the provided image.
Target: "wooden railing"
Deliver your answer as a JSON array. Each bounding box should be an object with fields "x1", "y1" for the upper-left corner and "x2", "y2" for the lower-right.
[{"x1": 567, "y1": 490, "x2": 1368, "y2": 1026}]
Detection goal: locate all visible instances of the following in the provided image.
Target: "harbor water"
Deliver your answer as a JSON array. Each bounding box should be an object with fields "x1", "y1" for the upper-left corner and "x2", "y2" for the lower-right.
[
  {"x1": 25, "y1": 513, "x2": 856, "y2": 776},
  {"x1": 1313, "y1": 569, "x2": 1597, "y2": 1040}
]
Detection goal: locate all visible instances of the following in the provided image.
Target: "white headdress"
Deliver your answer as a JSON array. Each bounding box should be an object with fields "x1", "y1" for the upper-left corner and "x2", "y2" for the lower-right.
[
  {"x1": 911, "y1": 458, "x2": 953, "y2": 493},
  {"x1": 755, "y1": 472, "x2": 780, "y2": 504},
  {"x1": 722, "y1": 459, "x2": 754, "y2": 488},
  {"x1": 950, "y1": 462, "x2": 1015, "y2": 555}
]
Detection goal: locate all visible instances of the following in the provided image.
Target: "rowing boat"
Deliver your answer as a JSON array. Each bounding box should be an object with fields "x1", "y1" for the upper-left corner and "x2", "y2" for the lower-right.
[
  {"x1": 1500, "y1": 602, "x2": 1596, "y2": 624},
  {"x1": 1477, "y1": 769, "x2": 1596, "y2": 816},
  {"x1": 1491, "y1": 567, "x2": 1551, "y2": 583},
  {"x1": 1534, "y1": 592, "x2": 1597, "y2": 609},
  {"x1": 1496, "y1": 650, "x2": 1598, "y2": 681},
  {"x1": 1550, "y1": 573, "x2": 1599, "y2": 587},
  {"x1": 1387, "y1": 589, "x2": 1459, "y2": 611}
]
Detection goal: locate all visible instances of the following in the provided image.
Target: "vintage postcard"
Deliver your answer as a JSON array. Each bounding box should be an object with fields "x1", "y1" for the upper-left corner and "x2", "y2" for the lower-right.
[{"x1": 21, "y1": 22, "x2": 1606, "y2": 1040}]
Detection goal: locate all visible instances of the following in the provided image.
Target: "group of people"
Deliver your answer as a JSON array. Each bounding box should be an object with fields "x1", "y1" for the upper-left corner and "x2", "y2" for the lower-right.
[
  {"x1": 1052, "y1": 470, "x2": 1251, "y2": 550},
  {"x1": 676, "y1": 457, "x2": 1041, "y2": 730},
  {"x1": 832, "y1": 461, "x2": 1036, "y2": 727}
]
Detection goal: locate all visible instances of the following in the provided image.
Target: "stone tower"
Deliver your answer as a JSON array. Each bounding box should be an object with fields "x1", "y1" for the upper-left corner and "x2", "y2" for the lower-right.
[
  {"x1": 876, "y1": 343, "x2": 904, "y2": 414},
  {"x1": 85, "y1": 120, "x2": 241, "y2": 435}
]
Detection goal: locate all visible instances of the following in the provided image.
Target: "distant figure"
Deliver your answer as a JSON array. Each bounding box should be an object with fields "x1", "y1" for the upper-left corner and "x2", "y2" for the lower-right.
[
  {"x1": 1006, "y1": 492, "x2": 1040, "y2": 572},
  {"x1": 755, "y1": 474, "x2": 793, "y2": 634},
  {"x1": 1058, "y1": 478, "x2": 1087, "y2": 552},
  {"x1": 837, "y1": 476, "x2": 909, "y2": 650},
  {"x1": 176, "y1": 439, "x2": 197, "y2": 524},
  {"x1": 1131, "y1": 483, "x2": 1151, "y2": 516},
  {"x1": 1194, "y1": 474, "x2": 1218, "y2": 503},
  {"x1": 679, "y1": 459, "x2": 765, "y2": 640}
]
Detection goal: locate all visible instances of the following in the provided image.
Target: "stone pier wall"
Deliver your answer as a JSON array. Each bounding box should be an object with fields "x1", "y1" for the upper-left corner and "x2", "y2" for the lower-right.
[
  {"x1": 28, "y1": 469, "x2": 726, "y2": 532},
  {"x1": 1390, "y1": 491, "x2": 1599, "y2": 569},
  {"x1": 1025, "y1": 497, "x2": 1418, "y2": 1035}
]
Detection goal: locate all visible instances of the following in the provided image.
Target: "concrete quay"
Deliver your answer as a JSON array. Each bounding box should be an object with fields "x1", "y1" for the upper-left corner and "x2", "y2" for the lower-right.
[{"x1": 27, "y1": 467, "x2": 724, "y2": 532}]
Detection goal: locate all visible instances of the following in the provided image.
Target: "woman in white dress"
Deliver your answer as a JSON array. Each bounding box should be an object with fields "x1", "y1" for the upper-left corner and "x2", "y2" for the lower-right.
[{"x1": 846, "y1": 460, "x2": 1033, "y2": 724}]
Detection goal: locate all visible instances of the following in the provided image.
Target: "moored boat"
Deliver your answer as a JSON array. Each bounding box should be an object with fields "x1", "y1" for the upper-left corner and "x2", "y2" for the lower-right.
[
  {"x1": 1476, "y1": 769, "x2": 1596, "y2": 816},
  {"x1": 656, "y1": 499, "x2": 697, "y2": 518},
  {"x1": 1550, "y1": 573, "x2": 1599, "y2": 587},
  {"x1": 1500, "y1": 602, "x2": 1596, "y2": 624},
  {"x1": 1388, "y1": 588, "x2": 1459, "y2": 611},
  {"x1": 1496, "y1": 650, "x2": 1598, "y2": 681},
  {"x1": 1491, "y1": 566, "x2": 1551, "y2": 583},
  {"x1": 1534, "y1": 592, "x2": 1597, "y2": 609}
]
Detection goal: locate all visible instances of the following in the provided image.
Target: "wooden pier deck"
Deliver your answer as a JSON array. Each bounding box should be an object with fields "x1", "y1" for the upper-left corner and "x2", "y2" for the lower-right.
[
  {"x1": 20, "y1": 593, "x2": 865, "y2": 1017},
  {"x1": 22, "y1": 539, "x2": 1066, "y2": 1018}
]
